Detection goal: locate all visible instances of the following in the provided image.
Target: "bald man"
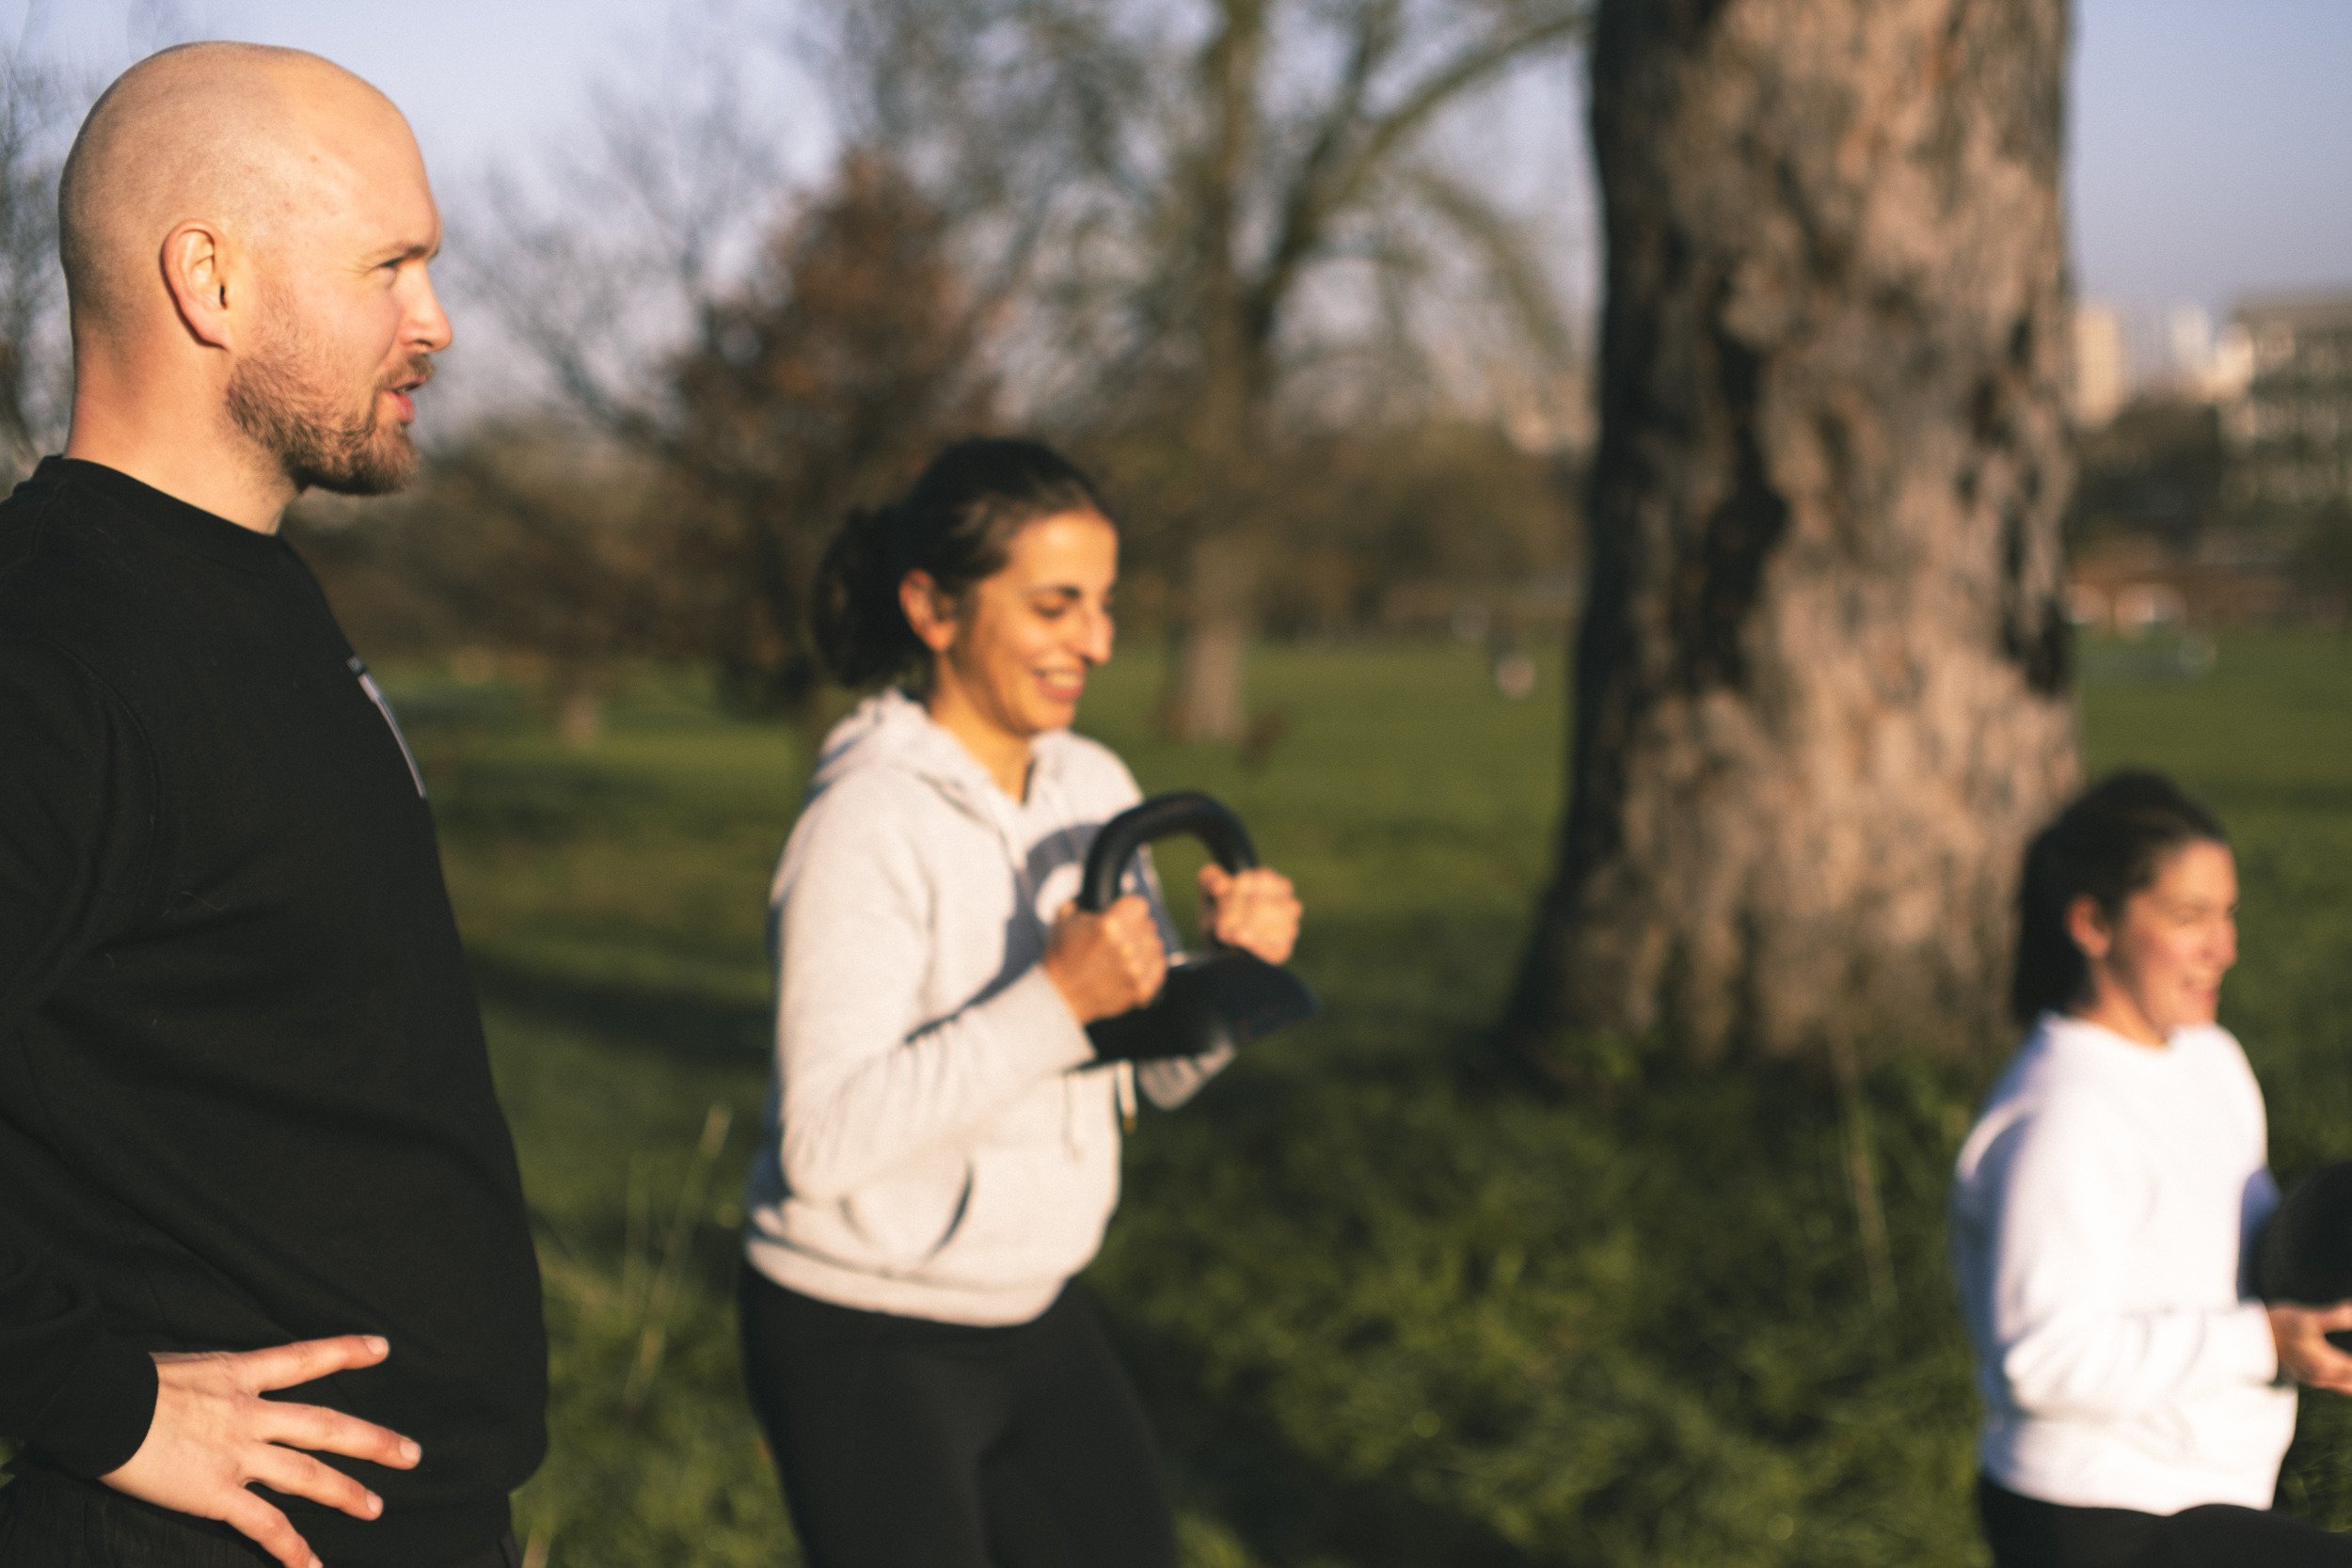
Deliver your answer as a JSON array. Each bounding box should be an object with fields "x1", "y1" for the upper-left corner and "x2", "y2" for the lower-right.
[{"x1": 0, "y1": 43, "x2": 543, "y2": 1568}]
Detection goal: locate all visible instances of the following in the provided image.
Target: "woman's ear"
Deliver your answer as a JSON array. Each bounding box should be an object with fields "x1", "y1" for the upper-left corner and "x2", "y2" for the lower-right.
[
  {"x1": 2065, "y1": 894, "x2": 2114, "y2": 965},
  {"x1": 898, "y1": 571, "x2": 960, "y2": 656}
]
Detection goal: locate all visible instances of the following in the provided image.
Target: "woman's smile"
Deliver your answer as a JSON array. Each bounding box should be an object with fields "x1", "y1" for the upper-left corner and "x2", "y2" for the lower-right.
[{"x1": 919, "y1": 510, "x2": 1119, "y2": 795}]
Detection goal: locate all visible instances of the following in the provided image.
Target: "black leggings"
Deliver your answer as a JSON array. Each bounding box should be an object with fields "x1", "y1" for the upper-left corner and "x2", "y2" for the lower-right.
[
  {"x1": 738, "y1": 1264, "x2": 1179, "y2": 1568},
  {"x1": 1980, "y1": 1476, "x2": 2352, "y2": 1568}
]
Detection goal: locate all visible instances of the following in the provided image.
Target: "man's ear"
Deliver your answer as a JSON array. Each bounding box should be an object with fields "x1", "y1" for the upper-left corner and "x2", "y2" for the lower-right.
[
  {"x1": 2065, "y1": 894, "x2": 2114, "y2": 965},
  {"x1": 898, "y1": 571, "x2": 959, "y2": 656},
  {"x1": 160, "y1": 220, "x2": 236, "y2": 351}
]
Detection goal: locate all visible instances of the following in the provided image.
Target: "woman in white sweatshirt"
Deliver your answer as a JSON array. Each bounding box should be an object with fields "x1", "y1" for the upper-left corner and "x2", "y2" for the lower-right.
[
  {"x1": 737, "y1": 438, "x2": 1300, "y2": 1568},
  {"x1": 1952, "y1": 771, "x2": 2352, "y2": 1567}
]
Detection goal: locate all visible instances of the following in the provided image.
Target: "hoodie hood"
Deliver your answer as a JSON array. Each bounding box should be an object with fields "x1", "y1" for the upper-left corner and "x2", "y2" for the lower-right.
[{"x1": 810, "y1": 688, "x2": 1086, "y2": 820}]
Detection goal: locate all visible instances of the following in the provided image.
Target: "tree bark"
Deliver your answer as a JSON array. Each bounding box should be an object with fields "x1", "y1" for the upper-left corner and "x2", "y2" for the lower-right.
[
  {"x1": 1504, "y1": 0, "x2": 2079, "y2": 1073},
  {"x1": 1165, "y1": 532, "x2": 1256, "y2": 743}
]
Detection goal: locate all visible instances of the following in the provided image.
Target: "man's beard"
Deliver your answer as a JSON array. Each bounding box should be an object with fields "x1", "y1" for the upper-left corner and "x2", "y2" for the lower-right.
[{"x1": 226, "y1": 328, "x2": 428, "y2": 497}]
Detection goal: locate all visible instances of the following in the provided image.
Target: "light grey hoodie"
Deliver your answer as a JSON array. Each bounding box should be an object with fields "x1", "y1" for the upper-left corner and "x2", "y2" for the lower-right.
[{"x1": 742, "y1": 689, "x2": 1228, "y2": 1324}]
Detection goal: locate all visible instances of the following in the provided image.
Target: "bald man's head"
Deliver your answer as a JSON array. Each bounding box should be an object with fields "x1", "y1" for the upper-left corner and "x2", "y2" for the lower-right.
[
  {"x1": 62, "y1": 43, "x2": 406, "y2": 328},
  {"x1": 60, "y1": 42, "x2": 451, "y2": 498}
]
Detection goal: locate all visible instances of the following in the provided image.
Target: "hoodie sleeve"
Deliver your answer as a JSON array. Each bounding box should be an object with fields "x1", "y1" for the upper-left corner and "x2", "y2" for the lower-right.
[
  {"x1": 1135, "y1": 1043, "x2": 1235, "y2": 1111},
  {"x1": 769, "y1": 778, "x2": 1096, "y2": 1204},
  {"x1": 1979, "y1": 1099, "x2": 2278, "y2": 1419}
]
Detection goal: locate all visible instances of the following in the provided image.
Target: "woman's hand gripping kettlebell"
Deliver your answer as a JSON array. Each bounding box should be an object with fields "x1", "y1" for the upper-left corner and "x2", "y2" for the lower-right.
[
  {"x1": 1043, "y1": 896, "x2": 1168, "y2": 1024},
  {"x1": 1198, "y1": 864, "x2": 1300, "y2": 966}
]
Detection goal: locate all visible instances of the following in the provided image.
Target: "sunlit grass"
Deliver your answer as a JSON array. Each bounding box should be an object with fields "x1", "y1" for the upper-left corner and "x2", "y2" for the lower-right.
[{"x1": 387, "y1": 630, "x2": 2352, "y2": 1566}]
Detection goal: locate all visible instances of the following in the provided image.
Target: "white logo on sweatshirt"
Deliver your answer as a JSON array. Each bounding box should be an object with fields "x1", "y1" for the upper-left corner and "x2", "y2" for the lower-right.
[{"x1": 348, "y1": 656, "x2": 426, "y2": 799}]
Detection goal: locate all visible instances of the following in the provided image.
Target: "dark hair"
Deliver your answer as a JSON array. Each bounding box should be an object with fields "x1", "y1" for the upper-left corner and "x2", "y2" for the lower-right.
[
  {"x1": 2010, "y1": 770, "x2": 2228, "y2": 1024},
  {"x1": 812, "y1": 437, "x2": 1111, "y2": 689}
]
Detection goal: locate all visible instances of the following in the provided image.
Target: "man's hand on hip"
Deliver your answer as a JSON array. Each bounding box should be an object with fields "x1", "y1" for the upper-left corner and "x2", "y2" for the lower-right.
[{"x1": 102, "y1": 1335, "x2": 422, "y2": 1568}]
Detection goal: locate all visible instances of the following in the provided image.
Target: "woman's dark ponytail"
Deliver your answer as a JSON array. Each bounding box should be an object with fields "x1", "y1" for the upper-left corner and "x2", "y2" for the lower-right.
[
  {"x1": 811, "y1": 437, "x2": 1110, "y2": 689},
  {"x1": 812, "y1": 504, "x2": 921, "y2": 689},
  {"x1": 2010, "y1": 770, "x2": 2228, "y2": 1025}
]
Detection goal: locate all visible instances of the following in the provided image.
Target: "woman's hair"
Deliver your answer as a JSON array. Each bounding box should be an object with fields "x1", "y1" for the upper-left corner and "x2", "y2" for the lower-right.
[
  {"x1": 812, "y1": 436, "x2": 1111, "y2": 689},
  {"x1": 2010, "y1": 769, "x2": 2228, "y2": 1024}
]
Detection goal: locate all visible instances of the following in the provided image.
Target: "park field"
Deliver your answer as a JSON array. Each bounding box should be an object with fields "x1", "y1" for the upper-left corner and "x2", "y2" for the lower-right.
[{"x1": 387, "y1": 632, "x2": 2352, "y2": 1568}]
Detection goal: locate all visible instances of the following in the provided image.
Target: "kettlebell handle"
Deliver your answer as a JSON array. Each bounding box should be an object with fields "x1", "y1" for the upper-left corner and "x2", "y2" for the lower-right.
[{"x1": 1077, "y1": 792, "x2": 1259, "y2": 913}]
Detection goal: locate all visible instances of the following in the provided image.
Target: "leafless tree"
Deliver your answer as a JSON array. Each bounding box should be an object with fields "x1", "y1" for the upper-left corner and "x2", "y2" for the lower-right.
[
  {"x1": 657, "y1": 153, "x2": 996, "y2": 713},
  {"x1": 0, "y1": 31, "x2": 76, "y2": 480},
  {"x1": 442, "y1": 18, "x2": 993, "y2": 726},
  {"x1": 435, "y1": 1, "x2": 1592, "y2": 734},
  {"x1": 841, "y1": 0, "x2": 1591, "y2": 738}
]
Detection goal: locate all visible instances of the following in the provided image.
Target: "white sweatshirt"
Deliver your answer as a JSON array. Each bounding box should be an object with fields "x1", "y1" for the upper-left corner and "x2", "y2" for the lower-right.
[
  {"x1": 742, "y1": 689, "x2": 1228, "y2": 1324},
  {"x1": 1950, "y1": 1013, "x2": 2294, "y2": 1513}
]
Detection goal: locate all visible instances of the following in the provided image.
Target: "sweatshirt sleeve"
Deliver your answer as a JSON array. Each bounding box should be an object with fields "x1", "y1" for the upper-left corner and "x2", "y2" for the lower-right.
[
  {"x1": 0, "y1": 639, "x2": 164, "y2": 1476},
  {"x1": 1983, "y1": 1100, "x2": 2279, "y2": 1419},
  {"x1": 771, "y1": 783, "x2": 1096, "y2": 1203}
]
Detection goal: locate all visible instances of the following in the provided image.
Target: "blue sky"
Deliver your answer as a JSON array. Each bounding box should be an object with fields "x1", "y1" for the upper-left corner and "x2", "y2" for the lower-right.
[
  {"x1": 16, "y1": 0, "x2": 2351, "y2": 318},
  {"x1": 2072, "y1": 0, "x2": 2352, "y2": 309}
]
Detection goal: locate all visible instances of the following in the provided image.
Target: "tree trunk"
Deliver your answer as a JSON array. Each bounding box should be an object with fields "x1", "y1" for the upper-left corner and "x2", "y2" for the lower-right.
[
  {"x1": 1504, "y1": 0, "x2": 2080, "y2": 1075},
  {"x1": 1163, "y1": 532, "x2": 1255, "y2": 744},
  {"x1": 555, "y1": 670, "x2": 608, "y2": 750}
]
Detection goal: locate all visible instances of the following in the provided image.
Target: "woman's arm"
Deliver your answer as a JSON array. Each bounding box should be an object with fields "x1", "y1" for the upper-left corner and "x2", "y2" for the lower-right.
[
  {"x1": 770, "y1": 791, "x2": 1095, "y2": 1204},
  {"x1": 1984, "y1": 1103, "x2": 2279, "y2": 1418},
  {"x1": 771, "y1": 783, "x2": 1169, "y2": 1199}
]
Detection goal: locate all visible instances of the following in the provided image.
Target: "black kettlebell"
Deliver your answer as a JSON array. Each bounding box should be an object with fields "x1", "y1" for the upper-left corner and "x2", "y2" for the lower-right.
[
  {"x1": 1078, "y1": 791, "x2": 1318, "y2": 1062},
  {"x1": 2258, "y1": 1161, "x2": 2352, "y2": 1348}
]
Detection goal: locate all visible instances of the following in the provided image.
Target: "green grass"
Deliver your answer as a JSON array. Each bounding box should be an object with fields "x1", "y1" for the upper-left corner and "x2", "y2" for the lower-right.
[{"x1": 386, "y1": 631, "x2": 2352, "y2": 1566}]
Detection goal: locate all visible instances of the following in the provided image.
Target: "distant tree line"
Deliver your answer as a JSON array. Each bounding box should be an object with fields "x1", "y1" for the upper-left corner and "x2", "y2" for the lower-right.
[{"x1": 272, "y1": 0, "x2": 1591, "y2": 740}]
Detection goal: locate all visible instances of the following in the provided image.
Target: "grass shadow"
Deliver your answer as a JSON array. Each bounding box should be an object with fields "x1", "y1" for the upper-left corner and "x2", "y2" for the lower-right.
[
  {"x1": 1104, "y1": 1303, "x2": 1557, "y2": 1568},
  {"x1": 471, "y1": 952, "x2": 769, "y2": 1065}
]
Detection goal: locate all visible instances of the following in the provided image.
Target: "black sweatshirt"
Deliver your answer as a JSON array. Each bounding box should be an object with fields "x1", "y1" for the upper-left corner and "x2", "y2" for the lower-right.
[{"x1": 0, "y1": 460, "x2": 547, "y2": 1563}]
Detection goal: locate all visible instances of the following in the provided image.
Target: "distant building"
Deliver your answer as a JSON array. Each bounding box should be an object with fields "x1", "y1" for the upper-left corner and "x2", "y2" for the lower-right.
[
  {"x1": 2222, "y1": 289, "x2": 2352, "y2": 512},
  {"x1": 2072, "y1": 302, "x2": 2130, "y2": 428},
  {"x1": 2066, "y1": 533, "x2": 2332, "y2": 632}
]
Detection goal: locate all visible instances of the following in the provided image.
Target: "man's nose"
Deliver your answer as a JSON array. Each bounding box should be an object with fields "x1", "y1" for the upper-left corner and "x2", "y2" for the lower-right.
[{"x1": 408, "y1": 268, "x2": 454, "y2": 355}]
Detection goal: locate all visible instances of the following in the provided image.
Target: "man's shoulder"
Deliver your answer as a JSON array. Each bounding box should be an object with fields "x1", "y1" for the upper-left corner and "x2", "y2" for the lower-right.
[
  {"x1": 0, "y1": 467, "x2": 136, "y2": 612},
  {"x1": 0, "y1": 467, "x2": 185, "y2": 667},
  {"x1": 0, "y1": 464, "x2": 74, "y2": 581}
]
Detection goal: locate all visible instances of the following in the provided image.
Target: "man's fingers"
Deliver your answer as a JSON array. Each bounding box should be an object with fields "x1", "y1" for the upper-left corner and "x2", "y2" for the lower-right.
[
  {"x1": 234, "y1": 1335, "x2": 390, "y2": 1392},
  {"x1": 218, "y1": 1488, "x2": 318, "y2": 1568},
  {"x1": 261, "y1": 1401, "x2": 421, "y2": 1468},
  {"x1": 246, "y1": 1443, "x2": 384, "y2": 1522}
]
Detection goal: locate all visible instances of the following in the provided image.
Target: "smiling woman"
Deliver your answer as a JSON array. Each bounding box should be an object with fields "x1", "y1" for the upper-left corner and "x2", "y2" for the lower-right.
[
  {"x1": 1951, "y1": 772, "x2": 2352, "y2": 1568},
  {"x1": 736, "y1": 436, "x2": 1299, "y2": 1568}
]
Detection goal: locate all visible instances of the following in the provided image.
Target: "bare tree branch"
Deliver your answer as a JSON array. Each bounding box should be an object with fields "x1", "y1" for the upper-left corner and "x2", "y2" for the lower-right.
[{"x1": 0, "y1": 29, "x2": 73, "y2": 478}]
